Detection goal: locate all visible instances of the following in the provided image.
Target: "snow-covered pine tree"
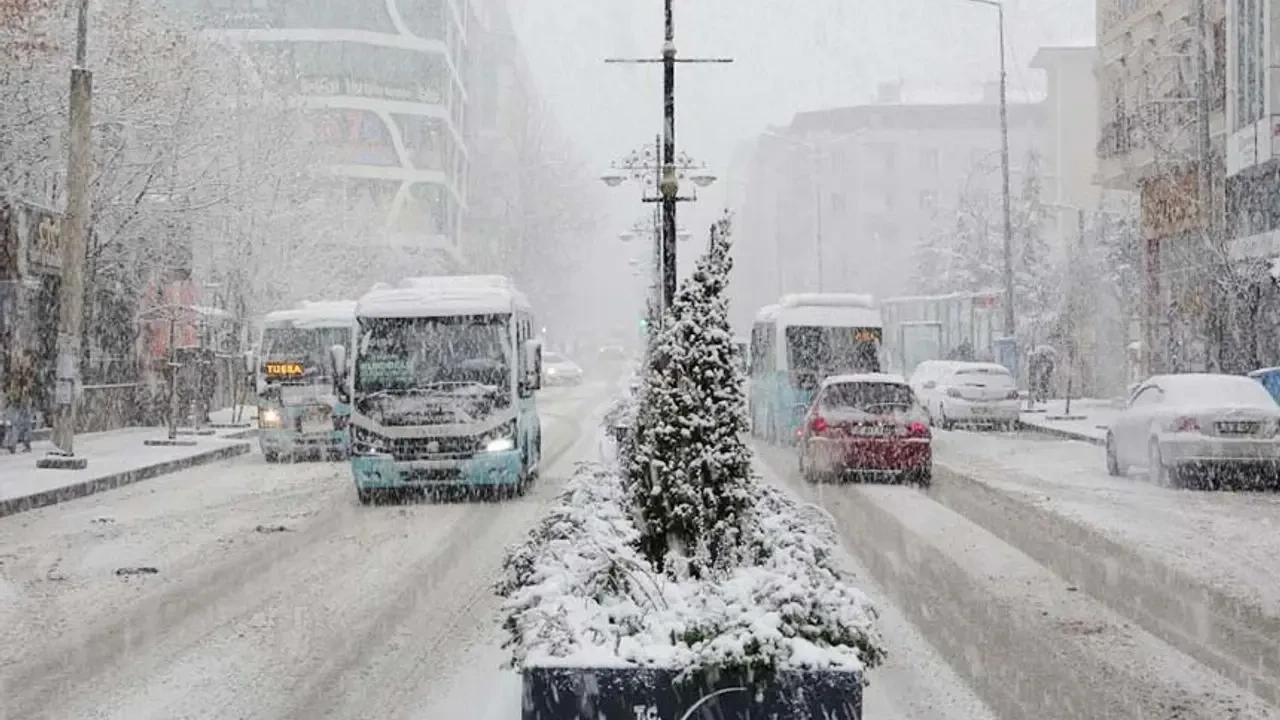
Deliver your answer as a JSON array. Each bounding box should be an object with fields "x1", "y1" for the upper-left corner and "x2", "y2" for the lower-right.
[
  {"x1": 625, "y1": 213, "x2": 754, "y2": 579},
  {"x1": 1013, "y1": 150, "x2": 1058, "y2": 345}
]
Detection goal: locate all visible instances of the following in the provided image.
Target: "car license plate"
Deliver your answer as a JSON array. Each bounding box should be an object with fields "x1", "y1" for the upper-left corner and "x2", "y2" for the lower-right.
[
  {"x1": 852, "y1": 425, "x2": 890, "y2": 436},
  {"x1": 1217, "y1": 421, "x2": 1258, "y2": 435},
  {"x1": 970, "y1": 406, "x2": 990, "y2": 415}
]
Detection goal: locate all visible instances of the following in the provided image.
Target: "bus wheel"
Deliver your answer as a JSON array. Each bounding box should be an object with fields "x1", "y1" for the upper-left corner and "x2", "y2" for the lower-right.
[{"x1": 357, "y1": 488, "x2": 377, "y2": 505}]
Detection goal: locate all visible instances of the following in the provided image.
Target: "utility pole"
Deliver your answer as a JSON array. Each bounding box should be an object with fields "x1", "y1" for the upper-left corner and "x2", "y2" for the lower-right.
[
  {"x1": 606, "y1": 0, "x2": 731, "y2": 313},
  {"x1": 39, "y1": 0, "x2": 92, "y2": 470},
  {"x1": 995, "y1": 2, "x2": 1015, "y2": 351}
]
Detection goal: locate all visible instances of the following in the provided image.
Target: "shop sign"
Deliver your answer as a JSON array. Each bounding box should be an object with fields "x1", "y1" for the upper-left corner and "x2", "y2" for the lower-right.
[{"x1": 27, "y1": 212, "x2": 61, "y2": 269}]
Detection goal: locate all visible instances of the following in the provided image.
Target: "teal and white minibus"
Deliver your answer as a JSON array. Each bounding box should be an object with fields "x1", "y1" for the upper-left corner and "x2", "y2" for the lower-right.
[
  {"x1": 748, "y1": 293, "x2": 884, "y2": 443},
  {"x1": 334, "y1": 276, "x2": 543, "y2": 503},
  {"x1": 255, "y1": 300, "x2": 356, "y2": 461}
]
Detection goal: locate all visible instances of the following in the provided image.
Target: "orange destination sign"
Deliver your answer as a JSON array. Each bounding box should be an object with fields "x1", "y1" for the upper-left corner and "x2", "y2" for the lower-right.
[{"x1": 264, "y1": 362, "x2": 305, "y2": 377}]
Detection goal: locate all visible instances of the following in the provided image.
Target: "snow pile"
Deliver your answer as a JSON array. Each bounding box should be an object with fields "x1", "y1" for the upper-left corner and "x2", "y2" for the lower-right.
[{"x1": 496, "y1": 463, "x2": 886, "y2": 675}]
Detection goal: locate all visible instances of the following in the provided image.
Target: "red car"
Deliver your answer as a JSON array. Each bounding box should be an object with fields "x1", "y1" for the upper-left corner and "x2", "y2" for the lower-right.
[{"x1": 797, "y1": 374, "x2": 932, "y2": 486}]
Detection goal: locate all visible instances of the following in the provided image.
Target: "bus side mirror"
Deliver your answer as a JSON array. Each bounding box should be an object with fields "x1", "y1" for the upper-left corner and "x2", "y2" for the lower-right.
[
  {"x1": 330, "y1": 345, "x2": 349, "y2": 402},
  {"x1": 243, "y1": 350, "x2": 255, "y2": 374},
  {"x1": 525, "y1": 340, "x2": 543, "y2": 392}
]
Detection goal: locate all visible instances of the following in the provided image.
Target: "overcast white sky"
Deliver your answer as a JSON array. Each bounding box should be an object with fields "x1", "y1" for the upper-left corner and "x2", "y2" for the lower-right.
[{"x1": 511, "y1": 0, "x2": 1094, "y2": 241}]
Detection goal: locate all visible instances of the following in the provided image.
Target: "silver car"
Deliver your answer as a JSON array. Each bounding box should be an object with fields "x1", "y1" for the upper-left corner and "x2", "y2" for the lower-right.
[
  {"x1": 542, "y1": 351, "x2": 584, "y2": 386},
  {"x1": 1106, "y1": 373, "x2": 1280, "y2": 489}
]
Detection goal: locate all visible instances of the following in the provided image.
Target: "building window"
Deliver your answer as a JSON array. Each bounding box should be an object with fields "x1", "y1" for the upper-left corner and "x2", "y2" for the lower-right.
[
  {"x1": 918, "y1": 190, "x2": 936, "y2": 211},
  {"x1": 1235, "y1": 0, "x2": 1265, "y2": 129},
  {"x1": 830, "y1": 193, "x2": 847, "y2": 215},
  {"x1": 920, "y1": 148, "x2": 939, "y2": 172}
]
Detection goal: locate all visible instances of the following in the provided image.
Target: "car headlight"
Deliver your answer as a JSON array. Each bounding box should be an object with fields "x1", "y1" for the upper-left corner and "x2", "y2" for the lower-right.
[
  {"x1": 547, "y1": 367, "x2": 558, "y2": 375},
  {"x1": 485, "y1": 437, "x2": 515, "y2": 453},
  {"x1": 259, "y1": 407, "x2": 282, "y2": 427}
]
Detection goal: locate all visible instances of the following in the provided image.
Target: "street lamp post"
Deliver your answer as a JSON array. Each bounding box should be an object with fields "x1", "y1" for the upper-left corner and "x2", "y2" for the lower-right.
[
  {"x1": 601, "y1": 137, "x2": 716, "y2": 323},
  {"x1": 960, "y1": 0, "x2": 1016, "y2": 356},
  {"x1": 605, "y1": 0, "x2": 731, "y2": 314}
]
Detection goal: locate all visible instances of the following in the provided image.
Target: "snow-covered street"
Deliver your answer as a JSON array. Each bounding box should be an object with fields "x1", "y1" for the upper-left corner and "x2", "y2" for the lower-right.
[
  {"x1": 754, "y1": 434, "x2": 1280, "y2": 719},
  {"x1": 0, "y1": 383, "x2": 604, "y2": 720}
]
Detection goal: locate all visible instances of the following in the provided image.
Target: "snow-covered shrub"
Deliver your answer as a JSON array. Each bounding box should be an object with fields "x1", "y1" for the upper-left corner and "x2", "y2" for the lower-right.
[
  {"x1": 626, "y1": 214, "x2": 754, "y2": 578},
  {"x1": 497, "y1": 463, "x2": 886, "y2": 677}
]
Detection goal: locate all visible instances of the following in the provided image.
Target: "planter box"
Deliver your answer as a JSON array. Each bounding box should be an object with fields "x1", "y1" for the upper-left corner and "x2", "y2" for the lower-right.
[{"x1": 522, "y1": 665, "x2": 862, "y2": 719}]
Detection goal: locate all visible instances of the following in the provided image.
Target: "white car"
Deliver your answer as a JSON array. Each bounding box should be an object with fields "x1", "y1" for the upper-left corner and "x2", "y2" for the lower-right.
[
  {"x1": 1106, "y1": 373, "x2": 1280, "y2": 489},
  {"x1": 908, "y1": 360, "x2": 962, "y2": 412},
  {"x1": 542, "y1": 351, "x2": 584, "y2": 386},
  {"x1": 923, "y1": 362, "x2": 1020, "y2": 430}
]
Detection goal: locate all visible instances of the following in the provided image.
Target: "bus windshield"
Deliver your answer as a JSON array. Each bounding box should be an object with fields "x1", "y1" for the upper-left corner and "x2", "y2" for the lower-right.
[
  {"x1": 261, "y1": 326, "x2": 350, "y2": 377},
  {"x1": 355, "y1": 314, "x2": 511, "y2": 397},
  {"x1": 786, "y1": 325, "x2": 881, "y2": 378}
]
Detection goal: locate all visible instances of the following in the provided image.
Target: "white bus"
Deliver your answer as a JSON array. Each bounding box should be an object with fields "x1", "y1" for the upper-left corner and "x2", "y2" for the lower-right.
[
  {"x1": 747, "y1": 293, "x2": 884, "y2": 443},
  {"x1": 254, "y1": 300, "x2": 356, "y2": 461},
  {"x1": 336, "y1": 276, "x2": 543, "y2": 503}
]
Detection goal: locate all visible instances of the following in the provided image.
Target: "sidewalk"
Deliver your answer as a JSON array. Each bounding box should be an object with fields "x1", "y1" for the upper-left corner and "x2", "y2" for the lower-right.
[
  {"x1": 0, "y1": 408, "x2": 258, "y2": 519},
  {"x1": 1017, "y1": 398, "x2": 1122, "y2": 445}
]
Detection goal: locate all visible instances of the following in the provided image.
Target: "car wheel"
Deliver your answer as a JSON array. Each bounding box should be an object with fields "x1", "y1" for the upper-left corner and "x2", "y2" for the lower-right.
[
  {"x1": 263, "y1": 450, "x2": 279, "y2": 463},
  {"x1": 800, "y1": 449, "x2": 817, "y2": 483},
  {"x1": 1148, "y1": 440, "x2": 1179, "y2": 488},
  {"x1": 911, "y1": 467, "x2": 932, "y2": 488},
  {"x1": 1106, "y1": 433, "x2": 1125, "y2": 477}
]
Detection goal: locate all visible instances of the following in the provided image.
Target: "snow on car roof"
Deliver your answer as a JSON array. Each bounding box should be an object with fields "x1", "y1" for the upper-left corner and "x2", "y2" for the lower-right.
[
  {"x1": 822, "y1": 372, "x2": 909, "y2": 387},
  {"x1": 357, "y1": 275, "x2": 531, "y2": 318},
  {"x1": 263, "y1": 300, "x2": 356, "y2": 329},
  {"x1": 1147, "y1": 373, "x2": 1276, "y2": 405},
  {"x1": 946, "y1": 362, "x2": 1012, "y2": 375}
]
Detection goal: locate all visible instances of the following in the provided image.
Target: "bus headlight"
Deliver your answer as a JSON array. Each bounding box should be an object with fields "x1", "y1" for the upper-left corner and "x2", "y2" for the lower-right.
[
  {"x1": 485, "y1": 437, "x2": 515, "y2": 453},
  {"x1": 259, "y1": 407, "x2": 282, "y2": 428}
]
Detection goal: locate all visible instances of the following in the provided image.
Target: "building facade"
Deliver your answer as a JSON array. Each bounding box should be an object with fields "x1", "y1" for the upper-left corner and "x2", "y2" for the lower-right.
[
  {"x1": 184, "y1": 0, "x2": 475, "y2": 273},
  {"x1": 732, "y1": 84, "x2": 1046, "y2": 333},
  {"x1": 1095, "y1": 0, "x2": 1228, "y2": 373}
]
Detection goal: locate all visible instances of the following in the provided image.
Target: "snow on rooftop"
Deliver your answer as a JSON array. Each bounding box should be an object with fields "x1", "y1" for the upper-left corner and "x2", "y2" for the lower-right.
[
  {"x1": 357, "y1": 275, "x2": 531, "y2": 318},
  {"x1": 780, "y1": 293, "x2": 875, "y2": 309},
  {"x1": 263, "y1": 300, "x2": 356, "y2": 329}
]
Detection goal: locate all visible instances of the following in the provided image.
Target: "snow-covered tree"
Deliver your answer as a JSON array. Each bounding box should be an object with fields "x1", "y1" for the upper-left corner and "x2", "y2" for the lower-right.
[
  {"x1": 1012, "y1": 150, "x2": 1059, "y2": 347},
  {"x1": 626, "y1": 213, "x2": 754, "y2": 579}
]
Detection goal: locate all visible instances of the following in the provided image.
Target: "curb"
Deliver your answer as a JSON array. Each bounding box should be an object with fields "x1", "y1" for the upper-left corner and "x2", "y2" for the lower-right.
[
  {"x1": 0, "y1": 440, "x2": 253, "y2": 519},
  {"x1": 1016, "y1": 419, "x2": 1105, "y2": 446},
  {"x1": 930, "y1": 461, "x2": 1280, "y2": 707}
]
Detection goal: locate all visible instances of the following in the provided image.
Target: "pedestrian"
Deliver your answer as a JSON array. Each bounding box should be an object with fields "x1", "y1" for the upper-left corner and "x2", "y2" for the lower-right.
[{"x1": 4, "y1": 350, "x2": 36, "y2": 453}]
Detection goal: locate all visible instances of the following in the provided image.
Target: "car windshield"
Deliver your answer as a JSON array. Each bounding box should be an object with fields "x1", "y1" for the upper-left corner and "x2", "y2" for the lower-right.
[
  {"x1": 355, "y1": 314, "x2": 510, "y2": 396},
  {"x1": 821, "y1": 382, "x2": 915, "y2": 412},
  {"x1": 545, "y1": 352, "x2": 567, "y2": 363}
]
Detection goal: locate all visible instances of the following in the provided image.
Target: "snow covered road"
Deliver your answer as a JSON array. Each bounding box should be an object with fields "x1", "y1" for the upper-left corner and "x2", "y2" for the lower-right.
[
  {"x1": 930, "y1": 428, "x2": 1280, "y2": 705},
  {"x1": 755, "y1": 440, "x2": 1279, "y2": 719},
  {"x1": 0, "y1": 382, "x2": 608, "y2": 720}
]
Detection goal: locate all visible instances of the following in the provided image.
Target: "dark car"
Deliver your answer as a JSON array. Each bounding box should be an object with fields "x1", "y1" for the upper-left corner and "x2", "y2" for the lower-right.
[{"x1": 797, "y1": 373, "x2": 932, "y2": 486}]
